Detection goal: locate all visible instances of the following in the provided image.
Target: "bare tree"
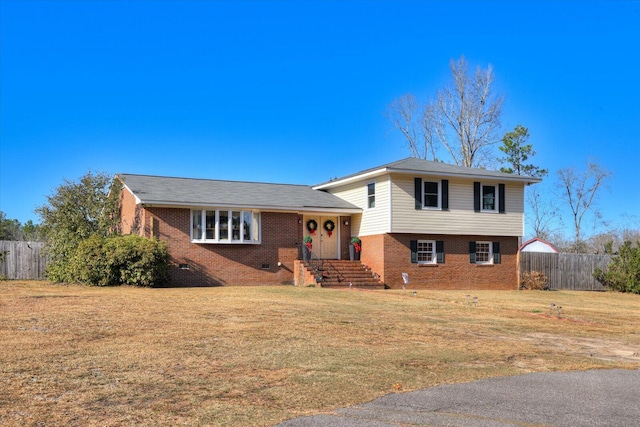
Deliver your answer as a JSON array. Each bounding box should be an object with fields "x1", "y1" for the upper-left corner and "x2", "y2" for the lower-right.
[
  {"x1": 557, "y1": 162, "x2": 611, "y2": 253},
  {"x1": 385, "y1": 94, "x2": 438, "y2": 160},
  {"x1": 527, "y1": 186, "x2": 562, "y2": 240},
  {"x1": 388, "y1": 56, "x2": 504, "y2": 167},
  {"x1": 436, "y1": 56, "x2": 504, "y2": 167}
]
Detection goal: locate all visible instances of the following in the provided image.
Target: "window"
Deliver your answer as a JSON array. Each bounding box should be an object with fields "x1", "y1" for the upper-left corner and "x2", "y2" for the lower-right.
[
  {"x1": 482, "y1": 185, "x2": 497, "y2": 211},
  {"x1": 469, "y1": 241, "x2": 501, "y2": 264},
  {"x1": 219, "y1": 211, "x2": 229, "y2": 240},
  {"x1": 423, "y1": 181, "x2": 440, "y2": 209},
  {"x1": 417, "y1": 240, "x2": 436, "y2": 264},
  {"x1": 415, "y1": 178, "x2": 448, "y2": 210},
  {"x1": 192, "y1": 210, "x2": 203, "y2": 240},
  {"x1": 411, "y1": 240, "x2": 444, "y2": 264},
  {"x1": 367, "y1": 182, "x2": 375, "y2": 208},
  {"x1": 206, "y1": 210, "x2": 216, "y2": 239},
  {"x1": 474, "y1": 182, "x2": 505, "y2": 213},
  {"x1": 191, "y1": 209, "x2": 260, "y2": 243},
  {"x1": 475, "y1": 241, "x2": 492, "y2": 264}
]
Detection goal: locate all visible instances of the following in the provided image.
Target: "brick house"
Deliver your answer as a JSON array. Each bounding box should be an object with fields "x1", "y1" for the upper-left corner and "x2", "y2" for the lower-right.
[{"x1": 116, "y1": 157, "x2": 540, "y2": 289}]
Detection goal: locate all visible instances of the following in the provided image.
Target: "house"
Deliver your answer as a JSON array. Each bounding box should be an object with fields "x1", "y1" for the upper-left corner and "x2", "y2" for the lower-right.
[
  {"x1": 518, "y1": 237, "x2": 559, "y2": 253},
  {"x1": 116, "y1": 157, "x2": 541, "y2": 289}
]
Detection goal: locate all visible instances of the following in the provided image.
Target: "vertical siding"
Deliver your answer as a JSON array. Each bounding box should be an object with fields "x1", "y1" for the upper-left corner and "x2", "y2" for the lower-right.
[
  {"x1": 519, "y1": 252, "x2": 611, "y2": 291},
  {"x1": 390, "y1": 174, "x2": 525, "y2": 236},
  {"x1": 0, "y1": 241, "x2": 48, "y2": 280}
]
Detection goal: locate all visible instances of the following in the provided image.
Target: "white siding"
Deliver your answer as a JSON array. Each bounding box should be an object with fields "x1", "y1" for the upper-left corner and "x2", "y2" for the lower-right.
[
  {"x1": 326, "y1": 176, "x2": 390, "y2": 236},
  {"x1": 390, "y1": 174, "x2": 525, "y2": 236}
]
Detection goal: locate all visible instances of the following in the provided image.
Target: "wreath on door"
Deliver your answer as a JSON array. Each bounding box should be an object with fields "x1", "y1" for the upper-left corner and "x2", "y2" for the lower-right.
[
  {"x1": 323, "y1": 219, "x2": 336, "y2": 237},
  {"x1": 306, "y1": 219, "x2": 318, "y2": 234}
]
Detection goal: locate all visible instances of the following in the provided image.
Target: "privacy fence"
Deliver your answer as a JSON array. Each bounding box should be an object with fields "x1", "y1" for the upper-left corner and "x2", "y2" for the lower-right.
[
  {"x1": 0, "y1": 241, "x2": 49, "y2": 280},
  {"x1": 518, "y1": 252, "x2": 613, "y2": 291}
]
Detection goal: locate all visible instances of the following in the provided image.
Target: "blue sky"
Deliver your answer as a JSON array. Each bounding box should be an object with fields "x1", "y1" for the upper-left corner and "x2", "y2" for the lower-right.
[{"x1": 1, "y1": 0, "x2": 638, "y2": 238}]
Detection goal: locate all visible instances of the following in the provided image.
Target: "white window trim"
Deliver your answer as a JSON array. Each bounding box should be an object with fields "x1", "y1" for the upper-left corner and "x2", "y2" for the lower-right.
[
  {"x1": 481, "y1": 184, "x2": 499, "y2": 213},
  {"x1": 417, "y1": 239, "x2": 437, "y2": 265},
  {"x1": 191, "y1": 209, "x2": 261, "y2": 244},
  {"x1": 422, "y1": 180, "x2": 441, "y2": 210},
  {"x1": 366, "y1": 181, "x2": 376, "y2": 210},
  {"x1": 475, "y1": 240, "x2": 493, "y2": 265}
]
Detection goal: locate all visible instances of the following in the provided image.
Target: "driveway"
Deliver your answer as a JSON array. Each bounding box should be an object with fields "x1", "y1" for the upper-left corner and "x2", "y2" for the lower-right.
[{"x1": 276, "y1": 369, "x2": 640, "y2": 426}]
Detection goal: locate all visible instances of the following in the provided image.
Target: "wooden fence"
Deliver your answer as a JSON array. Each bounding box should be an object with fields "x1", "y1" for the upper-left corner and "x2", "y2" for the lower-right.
[
  {"x1": 518, "y1": 252, "x2": 613, "y2": 291},
  {"x1": 0, "y1": 241, "x2": 49, "y2": 280}
]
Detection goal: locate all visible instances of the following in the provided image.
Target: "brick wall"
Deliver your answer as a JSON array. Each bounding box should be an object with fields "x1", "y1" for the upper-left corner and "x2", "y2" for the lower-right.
[
  {"x1": 362, "y1": 233, "x2": 519, "y2": 290},
  {"x1": 359, "y1": 234, "x2": 386, "y2": 280},
  {"x1": 118, "y1": 186, "x2": 141, "y2": 235},
  {"x1": 119, "y1": 197, "x2": 518, "y2": 289},
  {"x1": 141, "y1": 208, "x2": 300, "y2": 286},
  {"x1": 339, "y1": 216, "x2": 351, "y2": 260},
  {"x1": 294, "y1": 260, "x2": 318, "y2": 286}
]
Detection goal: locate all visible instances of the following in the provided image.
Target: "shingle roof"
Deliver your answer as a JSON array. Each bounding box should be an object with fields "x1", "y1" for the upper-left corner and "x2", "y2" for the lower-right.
[
  {"x1": 117, "y1": 174, "x2": 360, "y2": 212},
  {"x1": 314, "y1": 157, "x2": 543, "y2": 189}
]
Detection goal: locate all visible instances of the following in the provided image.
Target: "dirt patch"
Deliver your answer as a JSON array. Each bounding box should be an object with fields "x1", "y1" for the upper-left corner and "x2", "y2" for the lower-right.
[{"x1": 522, "y1": 332, "x2": 640, "y2": 364}]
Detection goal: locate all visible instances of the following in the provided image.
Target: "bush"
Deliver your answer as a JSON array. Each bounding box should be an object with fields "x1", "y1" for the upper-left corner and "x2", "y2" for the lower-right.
[
  {"x1": 519, "y1": 271, "x2": 549, "y2": 290},
  {"x1": 107, "y1": 235, "x2": 169, "y2": 287},
  {"x1": 594, "y1": 241, "x2": 640, "y2": 294},
  {"x1": 67, "y1": 234, "x2": 169, "y2": 287},
  {"x1": 72, "y1": 234, "x2": 116, "y2": 286}
]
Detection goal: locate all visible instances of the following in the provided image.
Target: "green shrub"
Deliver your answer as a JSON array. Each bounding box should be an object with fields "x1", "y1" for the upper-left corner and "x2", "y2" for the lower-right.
[
  {"x1": 66, "y1": 234, "x2": 169, "y2": 287},
  {"x1": 594, "y1": 241, "x2": 640, "y2": 294},
  {"x1": 106, "y1": 235, "x2": 169, "y2": 287},
  {"x1": 73, "y1": 234, "x2": 117, "y2": 286}
]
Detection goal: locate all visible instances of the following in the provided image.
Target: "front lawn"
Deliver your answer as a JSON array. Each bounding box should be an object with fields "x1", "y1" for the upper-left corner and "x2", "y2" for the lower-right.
[{"x1": 1, "y1": 282, "x2": 638, "y2": 426}]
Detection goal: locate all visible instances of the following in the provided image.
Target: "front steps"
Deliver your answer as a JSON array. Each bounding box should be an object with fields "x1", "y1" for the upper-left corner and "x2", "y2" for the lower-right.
[{"x1": 307, "y1": 260, "x2": 384, "y2": 290}]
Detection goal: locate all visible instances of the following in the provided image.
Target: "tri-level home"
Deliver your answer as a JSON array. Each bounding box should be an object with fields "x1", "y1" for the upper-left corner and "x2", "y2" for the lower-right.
[{"x1": 116, "y1": 157, "x2": 541, "y2": 289}]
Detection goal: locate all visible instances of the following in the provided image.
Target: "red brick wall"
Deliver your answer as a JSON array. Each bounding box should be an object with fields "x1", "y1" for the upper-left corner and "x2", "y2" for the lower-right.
[
  {"x1": 142, "y1": 208, "x2": 300, "y2": 286},
  {"x1": 362, "y1": 233, "x2": 519, "y2": 290},
  {"x1": 339, "y1": 216, "x2": 351, "y2": 260},
  {"x1": 118, "y1": 185, "x2": 142, "y2": 235},
  {"x1": 359, "y1": 234, "x2": 386, "y2": 280},
  {"x1": 119, "y1": 198, "x2": 518, "y2": 289}
]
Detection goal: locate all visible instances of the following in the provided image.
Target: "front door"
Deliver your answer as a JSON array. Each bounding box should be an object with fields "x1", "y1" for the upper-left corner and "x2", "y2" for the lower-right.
[{"x1": 304, "y1": 215, "x2": 339, "y2": 259}]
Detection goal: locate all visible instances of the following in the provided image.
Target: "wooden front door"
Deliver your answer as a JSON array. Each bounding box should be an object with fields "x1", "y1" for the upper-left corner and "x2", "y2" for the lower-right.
[{"x1": 304, "y1": 215, "x2": 339, "y2": 259}]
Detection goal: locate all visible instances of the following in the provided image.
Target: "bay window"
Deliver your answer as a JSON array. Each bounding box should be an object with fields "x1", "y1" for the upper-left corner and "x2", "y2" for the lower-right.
[{"x1": 191, "y1": 209, "x2": 260, "y2": 243}]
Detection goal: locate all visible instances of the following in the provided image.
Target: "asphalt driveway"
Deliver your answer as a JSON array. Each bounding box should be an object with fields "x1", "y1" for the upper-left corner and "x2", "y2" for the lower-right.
[{"x1": 276, "y1": 369, "x2": 640, "y2": 426}]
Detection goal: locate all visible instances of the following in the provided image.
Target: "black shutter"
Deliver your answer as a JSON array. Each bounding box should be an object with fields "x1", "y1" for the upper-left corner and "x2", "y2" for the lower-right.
[
  {"x1": 410, "y1": 240, "x2": 418, "y2": 263},
  {"x1": 436, "y1": 240, "x2": 445, "y2": 263},
  {"x1": 469, "y1": 241, "x2": 476, "y2": 264},
  {"x1": 414, "y1": 178, "x2": 422, "y2": 210},
  {"x1": 473, "y1": 182, "x2": 481, "y2": 212},
  {"x1": 441, "y1": 180, "x2": 449, "y2": 210},
  {"x1": 493, "y1": 241, "x2": 501, "y2": 264},
  {"x1": 499, "y1": 184, "x2": 506, "y2": 213}
]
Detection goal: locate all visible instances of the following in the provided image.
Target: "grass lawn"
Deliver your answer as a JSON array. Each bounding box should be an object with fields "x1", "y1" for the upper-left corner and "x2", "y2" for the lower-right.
[{"x1": 1, "y1": 281, "x2": 639, "y2": 426}]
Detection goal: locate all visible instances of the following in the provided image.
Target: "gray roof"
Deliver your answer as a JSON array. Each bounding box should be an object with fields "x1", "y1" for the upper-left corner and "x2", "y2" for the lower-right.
[
  {"x1": 117, "y1": 174, "x2": 360, "y2": 212},
  {"x1": 314, "y1": 157, "x2": 543, "y2": 189}
]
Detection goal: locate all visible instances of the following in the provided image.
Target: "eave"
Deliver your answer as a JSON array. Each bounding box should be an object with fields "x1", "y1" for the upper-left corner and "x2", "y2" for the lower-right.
[{"x1": 313, "y1": 167, "x2": 543, "y2": 190}]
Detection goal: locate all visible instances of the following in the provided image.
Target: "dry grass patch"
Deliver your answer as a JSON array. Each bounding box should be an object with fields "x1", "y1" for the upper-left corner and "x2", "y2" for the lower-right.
[{"x1": 1, "y1": 281, "x2": 639, "y2": 426}]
